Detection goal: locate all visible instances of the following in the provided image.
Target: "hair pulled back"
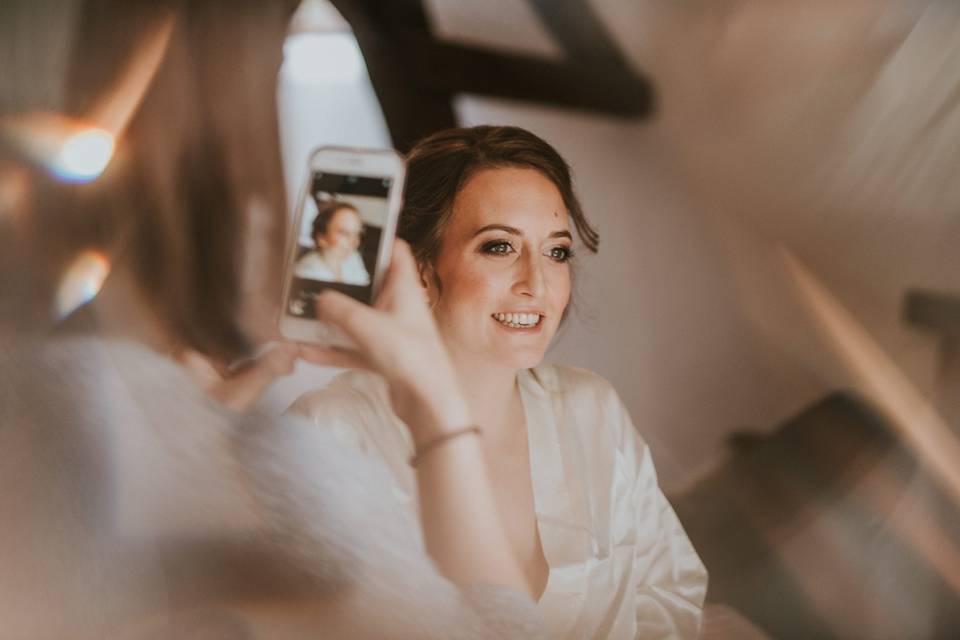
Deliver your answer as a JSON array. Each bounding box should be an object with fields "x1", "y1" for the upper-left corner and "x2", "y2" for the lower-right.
[{"x1": 398, "y1": 125, "x2": 599, "y2": 268}]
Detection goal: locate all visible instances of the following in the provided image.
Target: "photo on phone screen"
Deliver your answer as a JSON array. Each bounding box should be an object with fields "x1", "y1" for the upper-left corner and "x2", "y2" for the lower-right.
[{"x1": 286, "y1": 171, "x2": 392, "y2": 319}]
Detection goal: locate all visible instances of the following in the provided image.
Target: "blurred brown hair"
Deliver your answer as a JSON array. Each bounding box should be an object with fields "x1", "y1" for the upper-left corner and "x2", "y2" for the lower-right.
[
  {"x1": 310, "y1": 199, "x2": 361, "y2": 245},
  {"x1": 0, "y1": 0, "x2": 297, "y2": 360},
  {"x1": 398, "y1": 125, "x2": 599, "y2": 270}
]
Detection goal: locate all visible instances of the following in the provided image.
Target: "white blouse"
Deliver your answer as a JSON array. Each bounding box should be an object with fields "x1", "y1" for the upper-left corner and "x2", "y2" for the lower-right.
[
  {"x1": 291, "y1": 364, "x2": 708, "y2": 639},
  {"x1": 294, "y1": 249, "x2": 370, "y2": 286}
]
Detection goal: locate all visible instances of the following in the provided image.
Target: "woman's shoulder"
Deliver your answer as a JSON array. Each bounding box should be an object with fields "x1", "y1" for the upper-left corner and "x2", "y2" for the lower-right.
[
  {"x1": 294, "y1": 250, "x2": 332, "y2": 277},
  {"x1": 525, "y1": 363, "x2": 639, "y2": 447},
  {"x1": 9, "y1": 335, "x2": 221, "y2": 430},
  {"x1": 287, "y1": 369, "x2": 411, "y2": 456},
  {"x1": 295, "y1": 249, "x2": 323, "y2": 263},
  {"x1": 290, "y1": 369, "x2": 390, "y2": 418},
  {"x1": 526, "y1": 362, "x2": 620, "y2": 402}
]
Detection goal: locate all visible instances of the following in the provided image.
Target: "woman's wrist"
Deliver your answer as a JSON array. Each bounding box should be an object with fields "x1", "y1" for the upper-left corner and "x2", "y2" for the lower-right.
[
  {"x1": 401, "y1": 377, "x2": 474, "y2": 447},
  {"x1": 409, "y1": 425, "x2": 482, "y2": 467}
]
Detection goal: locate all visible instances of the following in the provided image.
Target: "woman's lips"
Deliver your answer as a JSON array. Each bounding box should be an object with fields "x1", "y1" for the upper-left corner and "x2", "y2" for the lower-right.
[{"x1": 492, "y1": 312, "x2": 543, "y2": 330}]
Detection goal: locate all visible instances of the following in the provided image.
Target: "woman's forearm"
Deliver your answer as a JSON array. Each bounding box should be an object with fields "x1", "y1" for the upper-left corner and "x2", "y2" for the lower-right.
[
  {"x1": 407, "y1": 393, "x2": 529, "y2": 596},
  {"x1": 308, "y1": 242, "x2": 530, "y2": 596},
  {"x1": 414, "y1": 431, "x2": 530, "y2": 596}
]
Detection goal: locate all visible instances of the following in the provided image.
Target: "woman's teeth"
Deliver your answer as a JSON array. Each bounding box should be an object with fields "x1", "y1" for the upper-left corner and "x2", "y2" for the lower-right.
[{"x1": 494, "y1": 312, "x2": 542, "y2": 328}]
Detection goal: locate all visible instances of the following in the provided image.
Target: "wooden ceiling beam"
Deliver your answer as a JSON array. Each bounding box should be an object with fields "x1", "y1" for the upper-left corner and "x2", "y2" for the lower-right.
[{"x1": 329, "y1": 0, "x2": 654, "y2": 151}]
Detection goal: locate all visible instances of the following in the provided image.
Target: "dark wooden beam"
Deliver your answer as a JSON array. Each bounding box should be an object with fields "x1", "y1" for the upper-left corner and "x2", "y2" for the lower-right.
[
  {"x1": 402, "y1": 41, "x2": 650, "y2": 116},
  {"x1": 904, "y1": 290, "x2": 960, "y2": 338},
  {"x1": 527, "y1": 0, "x2": 631, "y2": 67},
  {"x1": 328, "y1": 0, "x2": 654, "y2": 152},
  {"x1": 328, "y1": 0, "x2": 457, "y2": 152}
]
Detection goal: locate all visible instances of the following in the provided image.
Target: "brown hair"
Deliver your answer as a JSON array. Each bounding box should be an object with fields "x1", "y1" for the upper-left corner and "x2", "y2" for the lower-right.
[
  {"x1": 398, "y1": 125, "x2": 599, "y2": 268},
  {"x1": 0, "y1": 0, "x2": 297, "y2": 361},
  {"x1": 310, "y1": 199, "x2": 361, "y2": 245}
]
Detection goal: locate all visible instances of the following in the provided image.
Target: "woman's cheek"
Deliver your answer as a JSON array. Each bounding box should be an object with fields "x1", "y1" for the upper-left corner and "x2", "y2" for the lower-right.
[
  {"x1": 550, "y1": 268, "x2": 572, "y2": 310},
  {"x1": 453, "y1": 264, "x2": 499, "y2": 301}
]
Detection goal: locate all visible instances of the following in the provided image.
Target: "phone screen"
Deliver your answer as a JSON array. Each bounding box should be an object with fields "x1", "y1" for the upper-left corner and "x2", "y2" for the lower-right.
[{"x1": 285, "y1": 171, "x2": 393, "y2": 319}]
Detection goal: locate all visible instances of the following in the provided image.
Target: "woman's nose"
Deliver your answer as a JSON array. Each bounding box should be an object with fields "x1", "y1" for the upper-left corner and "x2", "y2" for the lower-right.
[{"x1": 512, "y1": 253, "x2": 546, "y2": 298}]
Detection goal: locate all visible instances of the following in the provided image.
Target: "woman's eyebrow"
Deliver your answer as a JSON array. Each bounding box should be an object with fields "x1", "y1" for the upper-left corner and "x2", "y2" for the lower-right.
[
  {"x1": 471, "y1": 225, "x2": 573, "y2": 241},
  {"x1": 472, "y1": 224, "x2": 522, "y2": 237}
]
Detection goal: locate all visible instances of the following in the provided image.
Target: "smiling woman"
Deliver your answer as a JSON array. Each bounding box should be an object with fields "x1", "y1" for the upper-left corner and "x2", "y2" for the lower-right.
[
  {"x1": 291, "y1": 125, "x2": 709, "y2": 639},
  {"x1": 425, "y1": 165, "x2": 572, "y2": 370}
]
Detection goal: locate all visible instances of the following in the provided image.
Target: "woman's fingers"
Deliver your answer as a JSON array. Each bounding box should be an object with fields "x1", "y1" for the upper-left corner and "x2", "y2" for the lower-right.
[
  {"x1": 178, "y1": 343, "x2": 300, "y2": 412},
  {"x1": 297, "y1": 344, "x2": 373, "y2": 371},
  {"x1": 381, "y1": 240, "x2": 432, "y2": 315},
  {"x1": 314, "y1": 289, "x2": 389, "y2": 352},
  {"x1": 212, "y1": 365, "x2": 281, "y2": 411},
  {"x1": 179, "y1": 349, "x2": 225, "y2": 391},
  {"x1": 386, "y1": 239, "x2": 417, "y2": 283},
  {"x1": 252, "y1": 341, "x2": 300, "y2": 376}
]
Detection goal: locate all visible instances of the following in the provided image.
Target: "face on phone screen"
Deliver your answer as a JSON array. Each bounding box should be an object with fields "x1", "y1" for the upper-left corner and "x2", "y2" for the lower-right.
[{"x1": 286, "y1": 172, "x2": 392, "y2": 319}]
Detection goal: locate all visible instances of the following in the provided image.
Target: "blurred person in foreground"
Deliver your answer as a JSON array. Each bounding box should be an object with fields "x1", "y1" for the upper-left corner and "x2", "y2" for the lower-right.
[
  {"x1": 291, "y1": 125, "x2": 708, "y2": 638},
  {"x1": 0, "y1": 1, "x2": 541, "y2": 638}
]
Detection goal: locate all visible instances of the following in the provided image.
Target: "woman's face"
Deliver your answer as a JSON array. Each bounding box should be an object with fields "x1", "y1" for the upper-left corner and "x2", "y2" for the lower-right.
[
  {"x1": 429, "y1": 166, "x2": 573, "y2": 371},
  {"x1": 316, "y1": 207, "x2": 363, "y2": 260}
]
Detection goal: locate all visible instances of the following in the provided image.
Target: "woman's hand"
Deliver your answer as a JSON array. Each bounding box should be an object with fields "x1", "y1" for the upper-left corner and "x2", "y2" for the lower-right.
[
  {"x1": 302, "y1": 240, "x2": 530, "y2": 596},
  {"x1": 299, "y1": 241, "x2": 471, "y2": 445},
  {"x1": 179, "y1": 342, "x2": 299, "y2": 412}
]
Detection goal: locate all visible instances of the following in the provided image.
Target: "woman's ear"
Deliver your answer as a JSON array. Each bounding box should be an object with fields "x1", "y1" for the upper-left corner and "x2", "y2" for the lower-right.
[{"x1": 418, "y1": 260, "x2": 440, "y2": 308}]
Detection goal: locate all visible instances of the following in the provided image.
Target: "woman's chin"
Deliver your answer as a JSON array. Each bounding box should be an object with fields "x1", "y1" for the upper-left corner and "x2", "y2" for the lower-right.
[
  {"x1": 446, "y1": 330, "x2": 551, "y2": 372},
  {"x1": 492, "y1": 347, "x2": 548, "y2": 372}
]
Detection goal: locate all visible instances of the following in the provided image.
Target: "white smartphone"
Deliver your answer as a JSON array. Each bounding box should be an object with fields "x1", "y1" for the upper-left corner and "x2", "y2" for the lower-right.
[{"x1": 279, "y1": 146, "x2": 405, "y2": 345}]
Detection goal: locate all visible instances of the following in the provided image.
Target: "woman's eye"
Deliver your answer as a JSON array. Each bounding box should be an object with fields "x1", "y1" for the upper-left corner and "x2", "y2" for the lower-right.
[
  {"x1": 548, "y1": 246, "x2": 573, "y2": 262},
  {"x1": 481, "y1": 240, "x2": 514, "y2": 255}
]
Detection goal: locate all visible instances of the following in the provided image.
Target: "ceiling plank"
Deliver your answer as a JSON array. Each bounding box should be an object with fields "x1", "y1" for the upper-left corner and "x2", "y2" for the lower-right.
[{"x1": 330, "y1": 0, "x2": 653, "y2": 151}]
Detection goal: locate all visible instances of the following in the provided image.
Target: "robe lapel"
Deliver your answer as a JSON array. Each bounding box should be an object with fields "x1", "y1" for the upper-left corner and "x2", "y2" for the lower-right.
[{"x1": 519, "y1": 367, "x2": 594, "y2": 636}]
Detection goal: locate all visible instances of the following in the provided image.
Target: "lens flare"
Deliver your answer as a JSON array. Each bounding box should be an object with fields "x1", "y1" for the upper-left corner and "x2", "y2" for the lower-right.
[
  {"x1": 51, "y1": 128, "x2": 115, "y2": 183},
  {"x1": 55, "y1": 249, "x2": 111, "y2": 319}
]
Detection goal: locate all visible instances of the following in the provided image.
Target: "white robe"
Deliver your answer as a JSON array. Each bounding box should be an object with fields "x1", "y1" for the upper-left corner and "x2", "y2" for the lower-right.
[
  {"x1": 294, "y1": 249, "x2": 370, "y2": 286},
  {"x1": 291, "y1": 364, "x2": 708, "y2": 639}
]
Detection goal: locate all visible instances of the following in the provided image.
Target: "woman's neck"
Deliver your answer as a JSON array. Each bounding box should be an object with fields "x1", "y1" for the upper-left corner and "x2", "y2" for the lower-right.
[
  {"x1": 321, "y1": 250, "x2": 344, "y2": 276},
  {"x1": 448, "y1": 352, "x2": 523, "y2": 443}
]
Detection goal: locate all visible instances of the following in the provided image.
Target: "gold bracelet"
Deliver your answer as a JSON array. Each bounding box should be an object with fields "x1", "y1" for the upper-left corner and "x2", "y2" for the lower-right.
[{"x1": 409, "y1": 425, "x2": 482, "y2": 467}]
